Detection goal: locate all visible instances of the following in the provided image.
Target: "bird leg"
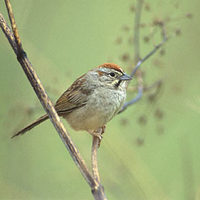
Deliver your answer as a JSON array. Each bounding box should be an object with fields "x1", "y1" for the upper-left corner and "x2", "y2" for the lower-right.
[{"x1": 90, "y1": 125, "x2": 106, "y2": 147}]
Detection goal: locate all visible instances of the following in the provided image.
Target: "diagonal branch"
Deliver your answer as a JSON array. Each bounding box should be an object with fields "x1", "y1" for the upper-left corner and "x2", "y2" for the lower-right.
[
  {"x1": 131, "y1": 34, "x2": 167, "y2": 78},
  {"x1": 0, "y1": 11, "x2": 95, "y2": 190},
  {"x1": 1, "y1": 1, "x2": 106, "y2": 199},
  {"x1": 5, "y1": 0, "x2": 21, "y2": 50},
  {"x1": 119, "y1": 30, "x2": 167, "y2": 114},
  {"x1": 118, "y1": 86, "x2": 143, "y2": 114},
  {"x1": 0, "y1": 14, "x2": 17, "y2": 53},
  {"x1": 129, "y1": 0, "x2": 144, "y2": 112},
  {"x1": 118, "y1": 0, "x2": 168, "y2": 114}
]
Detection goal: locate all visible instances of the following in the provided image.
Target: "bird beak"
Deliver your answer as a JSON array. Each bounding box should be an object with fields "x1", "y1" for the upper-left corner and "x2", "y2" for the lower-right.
[{"x1": 119, "y1": 73, "x2": 132, "y2": 81}]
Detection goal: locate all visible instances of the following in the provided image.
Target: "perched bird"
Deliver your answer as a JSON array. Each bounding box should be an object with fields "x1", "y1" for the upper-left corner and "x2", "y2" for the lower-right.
[{"x1": 12, "y1": 63, "x2": 131, "y2": 139}]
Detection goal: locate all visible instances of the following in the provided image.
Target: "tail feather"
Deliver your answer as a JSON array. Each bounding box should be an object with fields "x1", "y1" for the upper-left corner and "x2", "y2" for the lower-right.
[{"x1": 11, "y1": 114, "x2": 49, "y2": 138}]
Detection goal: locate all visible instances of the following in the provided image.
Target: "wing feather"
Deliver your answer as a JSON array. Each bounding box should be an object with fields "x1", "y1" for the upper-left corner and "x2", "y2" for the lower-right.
[{"x1": 55, "y1": 76, "x2": 92, "y2": 115}]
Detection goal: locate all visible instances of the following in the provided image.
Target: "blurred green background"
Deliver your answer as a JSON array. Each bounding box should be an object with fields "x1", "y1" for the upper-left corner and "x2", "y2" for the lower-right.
[{"x1": 0, "y1": 0, "x2": 200, "y2": 199}]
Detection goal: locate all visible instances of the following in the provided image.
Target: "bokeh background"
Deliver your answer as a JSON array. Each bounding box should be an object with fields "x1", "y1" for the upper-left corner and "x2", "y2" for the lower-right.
[{"x1": 0, "y1": 0, "x2": 200, "y2": 199}]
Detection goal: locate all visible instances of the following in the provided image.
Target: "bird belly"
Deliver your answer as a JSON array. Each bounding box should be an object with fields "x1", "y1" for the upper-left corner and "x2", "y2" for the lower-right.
[{"x1": 64, "y1": 89, "x2": 126, "y2": 132}]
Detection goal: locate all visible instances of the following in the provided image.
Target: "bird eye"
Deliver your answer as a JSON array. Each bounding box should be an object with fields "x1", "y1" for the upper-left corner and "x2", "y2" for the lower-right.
[{"x1": 109, "y1": 72, "x2": 115, "y2": 77}]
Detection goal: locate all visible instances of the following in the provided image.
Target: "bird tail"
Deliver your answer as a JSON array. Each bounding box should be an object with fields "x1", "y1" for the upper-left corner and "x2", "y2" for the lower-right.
[{"x1": 11, "y1": 114, "x2": 49, "y2": 138}]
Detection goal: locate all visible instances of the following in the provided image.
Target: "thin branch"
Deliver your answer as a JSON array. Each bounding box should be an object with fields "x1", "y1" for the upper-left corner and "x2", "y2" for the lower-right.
[
  {"x1": 0, "y1": 2, "x2": 106, "y2": 199},
  {"x1": 91, "y1": 128, "x2": 108, "y2": 199},
  {"x1": 92, "y1": 136, "x2": 101, "y2": 183},
  {"x1": 91, "y1": 136, "x2": 107, "y2": 200},
  {"x1": 133, "y1": 0, "x2": 144, "y2": 62},
  {"x1": 0, "y1": 13, "x2": 17, "y2": 53},
  {"x1": 0, "y1": 12, "x2": 95, "y2": 189},
  {"x1": 119, "y1": 32, "x2": 167, "y2": 114},
  {"x1": 91, "y1": 129, "x2": 107, "y2": 200},
  {"x1": 131, "y1": 35, "x2": 167, "y2": 78},
  {"x1": 119, "y1": 80, "x2": 163, "y2": 114},
  {"x1": 130, "y1": 0, "x2": 144, "y2": 113},
  {"x1": 118, "y1": 86, "x2": 143, "y2": 114},
  {"x1": 119, "y1": 0, "x2": 168, "y2": 115},
  {"x1": 5, "y1": 0, "x2": 22, "y2": 50}
]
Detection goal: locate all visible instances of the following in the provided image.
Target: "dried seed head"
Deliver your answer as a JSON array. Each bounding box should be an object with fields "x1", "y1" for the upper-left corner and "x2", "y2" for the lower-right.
[
  {"x1": 159, "y1": 49, "x2": 165, "y2": 56},
  {"x1": 154, "y1": 108, "x2": 164, "y2": 119},
  {"x1": 121, "y1": 53, "x2": 130, "y2": 62},
  {"x1": 175, "y1": 29, "x2": 181, "y2": 36},
  {"x1": 143, "y1": 36, "x2": 150, "y2": 43},
  {"x1": 136, "y1": 137, "x2": 144, "y2": 146},
  {"x1": 186, "y1": 13, "x2": 193, "y2": 19},
  {"x1": 144, "y1": 3, "x2": 150, "y2": 11},
  {"x1": 130, "y1": 5, "x2": 135, "y2": 13},
  {"x1": 115, "y1": 37, "x2": 122, "y2": 45},
  {"x1": 138, "y1": 115, "x2": 147, "y2": 126},
  {"x1": 120, "y1": 118, "x2": 129, "y2": 126},
  {"x1": 122, "y1": 25, "x2": 130, "y2": 32}
]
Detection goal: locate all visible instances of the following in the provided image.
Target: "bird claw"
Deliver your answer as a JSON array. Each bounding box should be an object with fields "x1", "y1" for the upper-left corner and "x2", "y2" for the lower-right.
[
  {"x1": 92, "y1": 132, "x2": 103, "y2": 147},
  {"x1": 92, "y1": 126, "x2": 106, "y2": 148}
]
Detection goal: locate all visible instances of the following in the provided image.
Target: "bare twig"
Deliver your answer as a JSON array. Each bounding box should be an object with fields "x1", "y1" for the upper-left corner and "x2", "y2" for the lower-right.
[
  {"x1": 133, "y1": 0, "x2": 144, "y2": 106},
  {"x1": 92, "y1": 136, "x2": 101, "y2": 183},
  {"x1": 119, "y1": 19, "x2": 167, "y2": 114},
  {"x1": 118, "y1": 0, "x2": 168, "y2": 114},
  {"x1": 1, "y1": 1, "x2": 106, "y2": 199},
  {"x1": 91, "y1": 134, "x2": 107, "y2": 200},
  {"x1": 0, "y1": 14, "x2": 17, "y2": 53},
  {"x1": 118, "y1": 86, "x2": 143, "y2": 114},
  {"x1": 127, "y1": 0, "x2": 144, "y2": 113},
  {"x1": 133, "y1": 0, "x2": 144, "y2": 62},
  {"x1": 0, "y1": 10, "x2": 94, "y2": 189},
  {"x1": 5, "y1": 0, "x2": 21, "y2": 50},
  {"x1": 131, "y1": 35, "x2": 167, "y2": 78}
]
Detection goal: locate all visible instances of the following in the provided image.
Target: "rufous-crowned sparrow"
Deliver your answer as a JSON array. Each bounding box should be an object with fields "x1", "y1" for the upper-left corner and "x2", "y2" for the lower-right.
[{"x1": 12, "y1": 63, "x2": 131, "y2": 139}]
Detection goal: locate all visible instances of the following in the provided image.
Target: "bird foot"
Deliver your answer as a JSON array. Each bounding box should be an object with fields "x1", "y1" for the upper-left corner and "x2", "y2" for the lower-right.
[{"x1": 92, "y1": 126, "x2": 106, "y2": 148}]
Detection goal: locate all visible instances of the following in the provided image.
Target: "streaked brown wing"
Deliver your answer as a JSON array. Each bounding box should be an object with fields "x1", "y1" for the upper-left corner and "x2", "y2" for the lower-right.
[{"x1": 55, "y1": 76, "x2": 91, "y2": 115}]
